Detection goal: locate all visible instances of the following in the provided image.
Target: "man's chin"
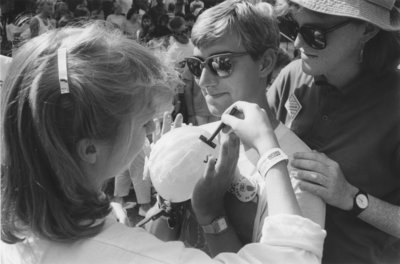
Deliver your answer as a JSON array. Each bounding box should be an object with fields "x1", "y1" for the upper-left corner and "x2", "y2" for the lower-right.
[{"x1": 208, "y1": 106, "x2": 224, "y2": 117}]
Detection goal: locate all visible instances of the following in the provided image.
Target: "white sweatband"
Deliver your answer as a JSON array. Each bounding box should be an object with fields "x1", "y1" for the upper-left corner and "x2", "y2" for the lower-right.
[{"x1": 257, "y1": 148, "x2": 288, "y2": 179}]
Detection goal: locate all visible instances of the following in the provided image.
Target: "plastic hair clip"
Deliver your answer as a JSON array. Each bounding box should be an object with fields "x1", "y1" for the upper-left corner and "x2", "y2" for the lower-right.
[{"x1": 57, "y1": 48, "x2": 70, "y2": 94}]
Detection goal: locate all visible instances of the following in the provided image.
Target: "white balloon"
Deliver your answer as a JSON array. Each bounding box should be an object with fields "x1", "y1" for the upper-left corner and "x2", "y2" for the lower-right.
[{"x1": 147, "y1": 126, "x2": 220, "y2": 203}]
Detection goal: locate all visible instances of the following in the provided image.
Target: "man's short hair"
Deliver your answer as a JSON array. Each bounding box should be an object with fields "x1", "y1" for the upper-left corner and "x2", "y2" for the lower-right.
[{"x1": 191, "y1": 0, "x2": 279, "y2": 60}]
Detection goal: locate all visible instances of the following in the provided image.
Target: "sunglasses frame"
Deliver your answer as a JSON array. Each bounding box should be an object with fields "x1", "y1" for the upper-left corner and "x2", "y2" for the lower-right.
[
  {"x1": 185, "y1": 52, "x2": 248, "y2": 78},
  {"x1": 282, "y1": 16, "x2": 352, "y2": 50},
  {"x1": 299, "y1": 20, "x2": 352, "y2": 49}
]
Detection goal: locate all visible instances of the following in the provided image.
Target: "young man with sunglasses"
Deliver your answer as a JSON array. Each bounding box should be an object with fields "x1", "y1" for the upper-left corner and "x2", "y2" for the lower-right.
[
  {"x1": 147, "y1": 0, "x2": 325, "y2": 257},
  {"x1": 268, "y1": 0, "x2": 400, "y2": 263}
]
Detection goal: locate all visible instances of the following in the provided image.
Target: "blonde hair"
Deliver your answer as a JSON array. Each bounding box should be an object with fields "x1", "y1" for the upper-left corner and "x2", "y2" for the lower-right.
[
  {"x1": 191, "y1": 0, "x2": 280, "y2": 60},
  {"x1": 1, "y1": 21, "x2": 174, "y2": 243}
]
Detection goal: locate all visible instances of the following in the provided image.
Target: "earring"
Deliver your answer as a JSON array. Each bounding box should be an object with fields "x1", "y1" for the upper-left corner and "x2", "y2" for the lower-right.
[{"x1": 358, "y1": 43, "x2": 365, "y2": 64}]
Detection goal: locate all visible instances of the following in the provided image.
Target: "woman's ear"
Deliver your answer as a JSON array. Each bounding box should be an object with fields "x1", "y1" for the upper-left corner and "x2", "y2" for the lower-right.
[
  {"x1": 259, "y1": 48, "x2": 277, "y2": 78},
  {"x1": 361, "y1": 23, "x2": 380, "y2": 42},
  {"x1": 77, "y1": 139, "x2": 98, "y2": 164}
]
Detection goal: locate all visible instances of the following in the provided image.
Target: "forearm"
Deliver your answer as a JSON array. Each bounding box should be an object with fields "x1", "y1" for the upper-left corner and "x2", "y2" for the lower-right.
[
  {"x1": 265, "y1": 162, "x2": 302, "y2": 216},
  {"x1": 256, "y1": 136, "x2": 302, "y2": 216},
  {"x1": 340, "y1": 184, "x2": 400, "y2": 238},
  {"x1": 358, "y1": 194, "x2": 400, "y2": 238}
]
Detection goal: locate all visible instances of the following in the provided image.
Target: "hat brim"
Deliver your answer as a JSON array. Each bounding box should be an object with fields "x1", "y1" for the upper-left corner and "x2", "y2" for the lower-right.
[{"x1": 290, "y1": 0, "x2": 400, "y2": 31}]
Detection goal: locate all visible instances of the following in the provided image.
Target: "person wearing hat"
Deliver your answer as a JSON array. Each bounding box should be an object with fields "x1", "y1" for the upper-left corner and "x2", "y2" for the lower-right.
[{"x1": 268, "y1": 0, "x2": 400, "y2": 263}]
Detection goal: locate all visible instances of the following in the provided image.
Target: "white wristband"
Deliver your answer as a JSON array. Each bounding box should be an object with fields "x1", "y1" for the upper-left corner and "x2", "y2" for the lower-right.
[{"x1": 257, "y1": 148, "x2": 288, "y2": 179}]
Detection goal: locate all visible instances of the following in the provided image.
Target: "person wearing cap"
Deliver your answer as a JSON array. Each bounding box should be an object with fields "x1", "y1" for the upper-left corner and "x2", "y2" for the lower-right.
[
  {"x1": 147, "y1": 0, "x2": 325, "y2": 257},
  {"x1": 268, "y1": 0, "x2": 400, "y2": 263}
]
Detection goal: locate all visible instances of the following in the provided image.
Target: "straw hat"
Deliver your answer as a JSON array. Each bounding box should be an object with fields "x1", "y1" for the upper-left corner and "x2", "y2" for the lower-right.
[
  {"x1": 145, "y1": 126, "x2": 220, "y2": 203},
  {"x1": 290, "y1": 0, "x2": 400, "y2": 31}
]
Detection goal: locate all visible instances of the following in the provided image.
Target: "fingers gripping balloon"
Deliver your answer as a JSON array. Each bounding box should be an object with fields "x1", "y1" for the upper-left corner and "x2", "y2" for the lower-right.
[{"x1": 147, "y1": 126, "x2": 220, "y2": 203}]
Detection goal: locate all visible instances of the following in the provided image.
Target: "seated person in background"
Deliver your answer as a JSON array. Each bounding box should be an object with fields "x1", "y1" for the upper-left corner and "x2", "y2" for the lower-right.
[{"x1": 147, "y1": 0, "x2": 325, "y2": 257}]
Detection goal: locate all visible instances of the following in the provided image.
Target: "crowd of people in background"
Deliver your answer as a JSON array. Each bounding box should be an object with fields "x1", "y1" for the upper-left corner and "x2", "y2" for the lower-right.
[
  {"x1": 1, "y1": 0, "x2": 212, "y2": 50},
  {"x1": 1, "y1": 0, "x2": 399, "y2": 263},
  {"x1": 1, "y1": 0, "x2": 228, "y2": 130}
]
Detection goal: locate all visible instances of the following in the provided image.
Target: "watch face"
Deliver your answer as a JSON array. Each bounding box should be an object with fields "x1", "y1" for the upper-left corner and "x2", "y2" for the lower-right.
[{"x1": 356, "y1": 194, "x2": 368, "y2": 209}]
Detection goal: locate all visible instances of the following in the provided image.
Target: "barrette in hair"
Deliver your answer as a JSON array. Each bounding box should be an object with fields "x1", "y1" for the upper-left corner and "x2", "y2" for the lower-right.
[{"x1": 57, "y1": 47, "x2": 70, "y2": 94}]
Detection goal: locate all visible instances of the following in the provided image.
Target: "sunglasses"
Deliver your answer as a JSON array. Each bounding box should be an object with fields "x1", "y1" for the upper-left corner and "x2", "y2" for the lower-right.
[
  {"x1": 280, "y1": 16, "x2": 352, "y2": 50},
  {"x1": 185, "y1": 52, "x2": 248, "y2": 78}
]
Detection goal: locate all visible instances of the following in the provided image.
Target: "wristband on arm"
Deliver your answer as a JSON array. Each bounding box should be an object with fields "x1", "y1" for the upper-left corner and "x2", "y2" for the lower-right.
[{"x1": 256, "y1": 148, "x2": 289, "y2": 179}]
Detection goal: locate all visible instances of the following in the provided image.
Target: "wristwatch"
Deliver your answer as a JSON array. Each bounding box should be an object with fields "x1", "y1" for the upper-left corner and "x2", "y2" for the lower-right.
[
  {"x1": 201, "y1": 216, "x2": 228, "y2": 234},
  {"x1": 350, "y1": 189, "x2": 369, "y2": 216}
]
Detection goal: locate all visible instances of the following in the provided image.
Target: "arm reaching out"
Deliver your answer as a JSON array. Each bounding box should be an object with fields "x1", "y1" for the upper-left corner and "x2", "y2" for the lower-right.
[{"x1": 221, "y1": 101, "x2": 301, "y2": 216}]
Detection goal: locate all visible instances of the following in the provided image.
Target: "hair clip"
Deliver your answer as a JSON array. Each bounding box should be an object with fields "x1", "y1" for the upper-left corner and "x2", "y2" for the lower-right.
[{"x1": 57, "y1": 48, "x2": 70, "y2": 94}]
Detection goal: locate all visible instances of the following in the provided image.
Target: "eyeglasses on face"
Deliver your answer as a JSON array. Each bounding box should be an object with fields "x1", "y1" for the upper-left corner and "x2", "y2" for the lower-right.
[
  {"x1": 280, "y1": 16, "x2": 352, "y2": 50},
  {"x1": 185, "y1": 52, "x2": 248, "y2": 78}
]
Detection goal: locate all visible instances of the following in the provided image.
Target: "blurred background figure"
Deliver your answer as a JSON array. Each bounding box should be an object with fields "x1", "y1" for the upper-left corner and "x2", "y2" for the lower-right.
[
  {"x1": 101, "y1": 0, "x2": 114, "y2": 19},
  {"x1": 149, "y1": 0, "x2": 166, "y2": 27},
  {"x1": 123, "y1": 6, "x2": 141, "y2": 40},
  {"x1": 165, "y1": 16, "x2": 193, "y2": 67},
  {"x1": 106, "y1": 2, "x2": 125, "y2": 29},
  {"x1": 190, "y1": 0, "x2": 204, "y2": 16},
  {"x1": 54, "y1": 0, "x2": 72, "y2": 28},
  {"x1": 89, "y1": 0, "x2": 105, "y2": 20},
  {"x1": 137, "y1": 13, "x2": 156, "y2": 45},
  {"x1": 153, "y1": 13, "x2": 171, "y2": 38},
  {"x1": 114, "y1": 142, "x2": 153, "y2": 219},
  {"x1": 267, "y1": 47, "x2": 291, "y2": 88},
  {"x1": 21, "y1": 0, "x2": 55, "y2": 39}
]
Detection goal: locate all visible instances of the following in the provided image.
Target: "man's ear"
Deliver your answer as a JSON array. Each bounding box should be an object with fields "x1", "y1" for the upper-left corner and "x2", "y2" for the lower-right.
[
  {"x1": 259, "y1": 48, "x2": 277, "y2": 78},
  {"x1": 76, "y1": 139, "x2": 98, "y2": 164}
]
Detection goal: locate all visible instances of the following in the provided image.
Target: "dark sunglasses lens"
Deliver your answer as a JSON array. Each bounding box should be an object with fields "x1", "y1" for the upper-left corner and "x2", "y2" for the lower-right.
[
  {"x1": 209, "y1": 56, "x2": 232, "y2": 77},
  {"x1": 300, "y1": 27, "x2": 326, "y2": 49},
  {"x1": 186, "y1": 58, "x2": 202, "y2": 77}
]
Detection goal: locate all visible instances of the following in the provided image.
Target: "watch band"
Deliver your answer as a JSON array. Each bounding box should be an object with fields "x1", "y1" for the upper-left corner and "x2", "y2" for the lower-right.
[
  {"x1": 201, "y1": 216, "x2": 228, "y2": 234},
  {"x1": 350, "y1": 189, "x2": 369, "y2": 216},
  {"x1": 257, "y1": 148, "x2": 288, "y2": 179}
]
